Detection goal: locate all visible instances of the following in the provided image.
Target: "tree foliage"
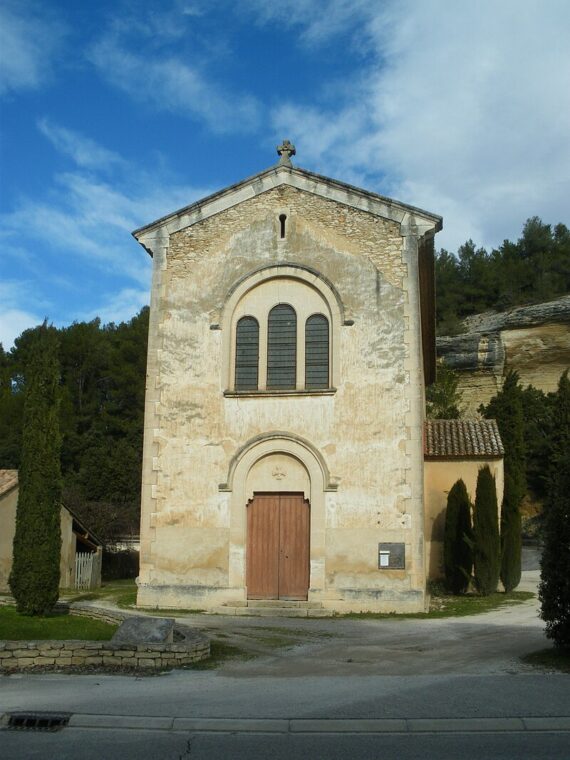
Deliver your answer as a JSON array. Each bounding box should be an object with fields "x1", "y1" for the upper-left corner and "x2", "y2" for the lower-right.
[
  {"x1": 426, "y1": 359, "x2": 464, "y2": 419},
  {"x1": 444, "y1": 479, "x2": 473, "y2": 594},
  {"x1": 480, "y1": 371, "x2": 525, "y2": 592},
  {"x1": 436, "y1": 218, "x2": 570, "y2": 334},
  {"x1": 473, "y1": 466, "x2": 500, "y2": 596},
  {"x1": 9, "y1": 323, "x2": 62, "y2": 615},
  {"x1": 517, "y1": 385, "x2": 556, "y2": 499},
  {"x1": 1, "y1": 308, "x2": 149, "y2": 542},
  {"x1": 539, "y1": 371, "x2": 570, "y2": 650}
]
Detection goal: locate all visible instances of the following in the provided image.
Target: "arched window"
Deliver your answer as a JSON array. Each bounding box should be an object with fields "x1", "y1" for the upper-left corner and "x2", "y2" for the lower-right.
[
  {"x1": 305, "y1": 314, "x2": 329, "y2": 389},
  {"x1": 235, "y1": 316, "x2": 259, "y2": 390},
  {"x1": 224, "y1": 267, "x2": 341, "y2": 394},
  {"x1": 267, "y1": 304, "x2": 296, "y2": 390}
]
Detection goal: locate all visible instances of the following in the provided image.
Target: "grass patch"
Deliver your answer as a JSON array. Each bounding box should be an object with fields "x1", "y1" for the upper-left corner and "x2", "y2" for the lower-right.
[
  {"x1": 63, "y1": 578, "x2": 136, "y2": 604},
  {"x1": 0, "y1": 606, "x2": 117, "y2": 641},
  {"x1": 64, "y1": 580, "x2": 204, "y2": 616},
  {"x1": 248, "y1": 633, "x2": 300, "y2": 648},
  {"x1": 186, "y1": 639, "x2": 254, "y2": 670},
  {"x1": 521, "y1": 648, "x2": 570, "y2": 673},
  {"x1": 343, "y1": 591, "x2": 535, "y2": 620},
  {"x1": 139, "y1": 607, "x2": 206, "y2": 616},
  {"x1": 252, "y1": 625, "x2": 333, "y2": 638},
  {"x1": 116, "y1": 590, "x2": 138, "y2": 609}
]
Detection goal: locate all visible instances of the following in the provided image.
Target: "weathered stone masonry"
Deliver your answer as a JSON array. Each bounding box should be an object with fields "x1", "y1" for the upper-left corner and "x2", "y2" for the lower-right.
[{"x1": 134, "y1": 161, "x2": 442, "y2": 614}]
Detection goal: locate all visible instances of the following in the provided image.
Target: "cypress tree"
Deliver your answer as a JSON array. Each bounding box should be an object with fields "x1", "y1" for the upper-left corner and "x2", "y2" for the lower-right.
[
  {"x1": 444, "y1": 479, "x2": 473, "y2": 594},
  {"x1": 473, "y1": 465, "x2": 500, "y2": 595},
  {"x1": 480, "y1": 370, "x2": 526, "y2": 592},
  {"x1": 9, "y1": 323, "x2": 62, "y2": 615},
  {"x1": 539, "y1": 371, "x2": 570, "y2": 649}
]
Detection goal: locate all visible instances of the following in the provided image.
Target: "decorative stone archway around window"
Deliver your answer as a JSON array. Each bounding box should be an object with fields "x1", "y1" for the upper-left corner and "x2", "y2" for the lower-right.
[{"x1": 219, "y1": 264, "x2": 346, "y2": 395}]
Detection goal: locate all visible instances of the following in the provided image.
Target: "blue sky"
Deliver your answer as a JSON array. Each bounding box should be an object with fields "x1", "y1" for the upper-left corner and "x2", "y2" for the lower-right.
[{"x1": 1, "y1": 0, "x2": 569, "y2": 348}]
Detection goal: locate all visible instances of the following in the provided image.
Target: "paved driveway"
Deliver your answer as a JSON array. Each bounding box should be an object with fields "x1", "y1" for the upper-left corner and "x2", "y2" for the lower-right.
[{"x1": 3, "y1": 554, "x2": 569, "y2": 760}]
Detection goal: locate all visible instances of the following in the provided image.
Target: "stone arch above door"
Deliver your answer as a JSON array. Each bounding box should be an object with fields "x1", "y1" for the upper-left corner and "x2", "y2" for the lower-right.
[
  {"x1": 224, "y1": 432, "x2": 331, "y2": 594},
  {"x1": 246, "y1": 453, "x2": 310, "y2": 500},
  {"x1": 220, "y1": 431, "x2": 337, "y2": 493}
]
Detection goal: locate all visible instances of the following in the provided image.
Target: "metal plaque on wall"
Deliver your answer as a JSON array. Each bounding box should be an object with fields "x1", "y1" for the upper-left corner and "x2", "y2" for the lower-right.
[{"x1": 378, "y1": 542, "x2": 405, "y2": 569}]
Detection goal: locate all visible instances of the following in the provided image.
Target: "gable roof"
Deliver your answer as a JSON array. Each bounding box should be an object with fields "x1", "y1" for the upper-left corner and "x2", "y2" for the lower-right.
[
  {"x1": 0, "y1": 469, "x2": 18, "y2": 497},
  {"x1": 0, "y1": 469, "x2": 103, "y2": 547},
  {"x1": 132, "y1": 163, "x2": 442, "y2": 254},
  {"x1": 424, "y1": 419, "x2": 504, "y2": 459},
  {"x1": 132, "y1": 158, "x2": 441, "y2": 386}
]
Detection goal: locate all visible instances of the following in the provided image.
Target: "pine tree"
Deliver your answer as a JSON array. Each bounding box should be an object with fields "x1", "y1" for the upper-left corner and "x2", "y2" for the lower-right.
[
  {"x1": 444, "y1": 479, "x2": 473, "y2": 594},
  {"x1": 9, "y1": 323, "x2": 62, "y2": 615},
  {"x1": 473, "y1": 465, "x2": 500, "y2": 596},
  {"x1": 539, "y1": 371, "x2": 570, "y2": 649},
  {"x1": 426, "y1": 360, "x2": 465, "y2": 419},
  {"x1": 481, "y1": 371, "x2": 525, "y2": 591}
]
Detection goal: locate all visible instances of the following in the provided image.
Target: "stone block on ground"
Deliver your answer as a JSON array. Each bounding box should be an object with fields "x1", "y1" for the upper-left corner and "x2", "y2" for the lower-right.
[{"x1": 111, "y1": 616, "x2": 175, "y2": 645}]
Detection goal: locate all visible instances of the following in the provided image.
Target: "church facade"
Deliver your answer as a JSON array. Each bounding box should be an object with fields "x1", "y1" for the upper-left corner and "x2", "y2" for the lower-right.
[{"x1": 133, "y1": 144, "x2": 445, "y2": 614}]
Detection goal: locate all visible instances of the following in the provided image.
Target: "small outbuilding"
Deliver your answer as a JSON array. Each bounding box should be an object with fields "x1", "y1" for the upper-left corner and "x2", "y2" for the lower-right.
[
  {"x1": 0, "y1": 470, "x2": 103, "y2": 592},
  {"x1": 424, "y1": 419, "x2": 505, "y2": 579}
]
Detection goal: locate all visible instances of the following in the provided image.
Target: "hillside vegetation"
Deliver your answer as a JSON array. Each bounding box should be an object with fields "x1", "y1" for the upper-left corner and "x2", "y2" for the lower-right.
[{"x1": 436, "y1": 217, "x2": 570, "y2": 335}]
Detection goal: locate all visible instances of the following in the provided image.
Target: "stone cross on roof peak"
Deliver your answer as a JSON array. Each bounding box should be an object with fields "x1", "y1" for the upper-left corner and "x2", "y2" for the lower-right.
[{"x1": 276, "y1": 139, "x2": 296, "y2": 167}]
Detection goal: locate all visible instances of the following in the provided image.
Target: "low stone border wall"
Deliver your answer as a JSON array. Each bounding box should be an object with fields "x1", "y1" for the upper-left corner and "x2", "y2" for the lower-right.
[{"x1": 0, "y1": 600, "x2": 210, "y2": 672}]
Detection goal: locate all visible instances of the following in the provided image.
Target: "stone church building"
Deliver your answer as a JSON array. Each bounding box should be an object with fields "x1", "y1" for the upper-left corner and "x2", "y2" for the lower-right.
[{"x1": 132, "y1": 142, "x2": 503, "y2": 615}]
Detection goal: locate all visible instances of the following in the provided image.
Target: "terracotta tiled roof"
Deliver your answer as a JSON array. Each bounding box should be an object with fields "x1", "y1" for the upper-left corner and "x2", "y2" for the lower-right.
[
  {"x1": 0, "y1": 469, "x2": 18, "y2": 497},
  {"x1": 424, "y1": 419, "x2": 504, "y2": 458}
]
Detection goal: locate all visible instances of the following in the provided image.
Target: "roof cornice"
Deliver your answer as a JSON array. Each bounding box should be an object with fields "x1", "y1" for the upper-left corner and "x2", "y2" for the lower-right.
[{"x1": 132, "y1": 164, "x2": 443, "y2": 256}]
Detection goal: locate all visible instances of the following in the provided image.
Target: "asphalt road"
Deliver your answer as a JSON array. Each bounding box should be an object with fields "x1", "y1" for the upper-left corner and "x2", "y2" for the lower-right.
[
  {"x1": 2, "y1": 559, "x2": 569, "y2": 759},
  {"x1": 1, "y1": 726, "x2": 570, "y2": 760}
]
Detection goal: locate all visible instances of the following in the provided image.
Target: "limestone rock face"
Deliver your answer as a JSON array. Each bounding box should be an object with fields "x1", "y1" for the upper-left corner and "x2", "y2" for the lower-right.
[{"x1": 437, "y1": 295, "x2": 570, "y2": 413}]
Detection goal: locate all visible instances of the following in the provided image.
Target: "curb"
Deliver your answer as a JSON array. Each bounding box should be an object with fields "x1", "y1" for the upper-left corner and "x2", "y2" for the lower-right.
[{"x1": 57, "y1": 714, "x2": 570, "y2": 733}]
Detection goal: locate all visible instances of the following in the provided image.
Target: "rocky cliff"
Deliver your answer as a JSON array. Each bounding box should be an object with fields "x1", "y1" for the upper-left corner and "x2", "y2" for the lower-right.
[{"x1": 436, "y1": 295, "x2": 570, "y2": 413}]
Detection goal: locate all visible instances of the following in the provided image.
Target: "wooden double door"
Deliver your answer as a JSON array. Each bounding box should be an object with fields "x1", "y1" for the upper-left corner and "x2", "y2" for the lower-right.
[{"x1": 246, "y1": 493, "x2": 310, "y2": 600}]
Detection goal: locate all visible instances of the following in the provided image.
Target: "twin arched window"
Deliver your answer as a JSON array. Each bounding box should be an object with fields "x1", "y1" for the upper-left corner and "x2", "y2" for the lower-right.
[{"x1": 235, "y1": 305, "x2": 329, "y2": 392}]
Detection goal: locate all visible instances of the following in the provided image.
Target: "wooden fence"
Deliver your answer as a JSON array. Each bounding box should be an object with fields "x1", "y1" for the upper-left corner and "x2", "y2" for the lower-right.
[{"x1": 75, "y1": 552, "x2": 101, "y2": 590}]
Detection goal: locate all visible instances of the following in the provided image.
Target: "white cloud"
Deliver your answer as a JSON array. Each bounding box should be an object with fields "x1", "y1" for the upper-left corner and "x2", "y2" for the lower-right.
[
  {"x1": 83, "y1": 288, "x2": 149, "y2": 326},
  {"x1": 244, "y1": 0, "x2": 374, "y2": 46},
  {"x1": 0, "y1": 1, "x2": 66, "y2": 96},
  {"x1": 2, "y1": 121, "x2": 211, "y2": 286},
  {"x1": 0, "y1": 282, "x2": 44, "y2": 350},
  {"x1": 1, "y1": 123, "x2": 212, "y2": 335},
  {"x1": 0, "y1": 309, "x2": 42, "y2": 350},
  {"x1": 1, "y1": 172, "x2": 195, "y2": 287},
  {"x1": 88, "y1": 35, "x2": 260, "y2": 133},
  {"x1": 38, "y1": 118, "x2": 126, "y2": 172},
  {"x1": 270, "y1": 0, "x2": 570, "y2": 251}
]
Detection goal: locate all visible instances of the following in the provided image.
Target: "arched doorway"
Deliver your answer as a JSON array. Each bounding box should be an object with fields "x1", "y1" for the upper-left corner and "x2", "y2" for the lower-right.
[
  {"x1": 224, "y1": 432, "x2": 335, "y2": 600},
  {"x1": 245, "y1": 453, "x2": 310, "y2": 600}
]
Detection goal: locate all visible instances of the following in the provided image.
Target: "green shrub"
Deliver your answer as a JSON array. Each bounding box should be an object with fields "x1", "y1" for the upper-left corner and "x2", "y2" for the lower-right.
[
  {"x1": 539, "y1": 371, "x2": 570, "y2": 650},
  {"x1": 444, "y1": 479, "x2": 473, "y2": 594},
  {"x1": 9, "y1": 324, "x2": 62, "y2": 615},
  {"x1": 473, "y1": 465, "x2": 500, "y2": 596},
  {"x1": 480, "y1": 371, "x2": 525, "y2": 592}
]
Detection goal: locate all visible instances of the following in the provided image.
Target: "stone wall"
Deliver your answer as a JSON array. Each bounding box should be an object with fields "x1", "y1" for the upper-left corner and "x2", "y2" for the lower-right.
[{"x1": 0, "y1": 603, "x2": 210, "y2": 672}]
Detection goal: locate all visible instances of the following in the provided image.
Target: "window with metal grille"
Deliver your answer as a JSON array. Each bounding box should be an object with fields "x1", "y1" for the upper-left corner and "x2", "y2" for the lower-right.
[
  {"x1": 267, "y1": 304, "x2": 297, "y2": 389},
  {"x1": 235, "y1": 316, "x2": 259, "y2": 390},
  {"x1": 305, "y1": 314, "x2": 329, "y2": 389}
]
